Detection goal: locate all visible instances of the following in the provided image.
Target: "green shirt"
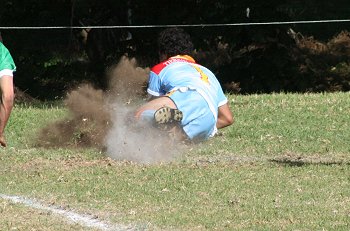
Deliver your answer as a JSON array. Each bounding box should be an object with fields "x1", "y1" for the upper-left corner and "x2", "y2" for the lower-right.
[{"x1": 0, "y1": 42, "x2": 16, "y2": 77}]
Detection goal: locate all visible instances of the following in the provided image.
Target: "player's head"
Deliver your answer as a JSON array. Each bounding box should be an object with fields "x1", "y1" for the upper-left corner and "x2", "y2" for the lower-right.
[{"x1": 157, "y1": 27, "x2": 193, "y2": 60}]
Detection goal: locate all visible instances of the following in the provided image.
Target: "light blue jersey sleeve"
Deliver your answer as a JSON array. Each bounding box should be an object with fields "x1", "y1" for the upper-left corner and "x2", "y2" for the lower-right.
[{"x1": 147, "y1": 71, "x2": 164, "y2": 96}]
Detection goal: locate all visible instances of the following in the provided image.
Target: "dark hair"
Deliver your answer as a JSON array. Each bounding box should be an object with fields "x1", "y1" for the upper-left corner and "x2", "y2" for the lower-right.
[{"x1": 157, "y1": 28, "x2": 194, "y2": 57}]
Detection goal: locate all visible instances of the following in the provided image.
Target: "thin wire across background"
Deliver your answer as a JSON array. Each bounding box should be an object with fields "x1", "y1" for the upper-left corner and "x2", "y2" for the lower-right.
[{"x1": 1, "y1": 19, "x2": 350, "y2": 30}]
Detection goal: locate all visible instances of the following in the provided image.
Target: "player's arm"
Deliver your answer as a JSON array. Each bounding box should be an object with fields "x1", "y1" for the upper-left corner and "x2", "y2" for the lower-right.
[{"x1": 216, "y1": 103, "x2": 233, "y2": 129}]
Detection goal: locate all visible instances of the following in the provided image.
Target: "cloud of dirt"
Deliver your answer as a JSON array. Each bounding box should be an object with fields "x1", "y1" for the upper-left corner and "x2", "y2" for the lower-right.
[
  {"x1": 37, "y1": 56, "x2": 185, "y2": 164},
  {"x1": 104, "y1": 56, "x2": 184, "y2": 164},
  {"x1": 37, "y1": 84, "x2": 110, "y2": 149},
  {"x1": 104, "y1": 102, "x2": 183, "y2": 164}
]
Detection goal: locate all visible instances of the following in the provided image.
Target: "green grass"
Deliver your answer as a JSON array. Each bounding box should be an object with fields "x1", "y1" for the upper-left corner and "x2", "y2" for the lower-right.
[
  {"x1": 6, "y1": 102, "x2": 68, "y2": 148},
  {"x1": 0, "y1": 92, "x2": 349, "y2": 230}
]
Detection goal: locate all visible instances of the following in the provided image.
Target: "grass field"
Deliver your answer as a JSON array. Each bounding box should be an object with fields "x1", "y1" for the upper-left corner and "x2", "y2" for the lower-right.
[{"x1": 0, "y1": 92, "x2": 349, "y2": 230}]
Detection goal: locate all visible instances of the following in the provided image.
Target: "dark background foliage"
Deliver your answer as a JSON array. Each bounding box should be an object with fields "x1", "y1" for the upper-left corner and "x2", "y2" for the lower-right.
[{"x1": 1, "y1": 0, "x2": 350, "y2": 99}]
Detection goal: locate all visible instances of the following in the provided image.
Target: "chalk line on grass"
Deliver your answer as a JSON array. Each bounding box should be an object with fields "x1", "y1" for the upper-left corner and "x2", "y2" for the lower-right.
[{"x1": 0, "y1": 193, "x2": 134, "y2": 231}]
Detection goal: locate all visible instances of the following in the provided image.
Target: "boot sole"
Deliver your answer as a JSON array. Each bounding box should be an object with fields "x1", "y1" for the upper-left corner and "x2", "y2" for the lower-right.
[{"x1": 154, "y1": 107, "x2": 183, "y2": 124}]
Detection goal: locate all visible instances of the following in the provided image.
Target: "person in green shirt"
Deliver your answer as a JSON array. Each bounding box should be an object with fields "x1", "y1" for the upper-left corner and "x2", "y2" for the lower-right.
[{"x1": 0, "y1": 42, "x2": 16, "y2": 147}]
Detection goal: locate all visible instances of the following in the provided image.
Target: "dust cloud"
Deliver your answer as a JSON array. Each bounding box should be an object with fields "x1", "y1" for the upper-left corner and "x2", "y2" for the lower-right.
[
  {"x1": 37, "y1": 84, "x2": 110, "y2": 149},
  {"x1": 37, "y1": 56, "x2": 184, "y2": 164}
]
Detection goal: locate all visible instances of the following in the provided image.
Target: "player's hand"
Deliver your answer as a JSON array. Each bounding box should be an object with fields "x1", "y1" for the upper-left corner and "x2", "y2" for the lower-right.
[{"x1": 0, "y1": 135, "x2": 7, "y2": 147}]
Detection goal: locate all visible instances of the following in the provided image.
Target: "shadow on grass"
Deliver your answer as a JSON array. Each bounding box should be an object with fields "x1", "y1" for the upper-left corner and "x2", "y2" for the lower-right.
[{"x1": 270, "y1": 157, "x2": 350, "y2": 167}]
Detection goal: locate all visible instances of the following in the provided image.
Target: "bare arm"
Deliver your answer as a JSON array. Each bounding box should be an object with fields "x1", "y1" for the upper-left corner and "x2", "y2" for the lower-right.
[
  {"x1": 0, "y1": 76, "x2": 14, "y2": 147},
  {"x1": 216, "y1": 103, "x2": 234, "y2": 129}
]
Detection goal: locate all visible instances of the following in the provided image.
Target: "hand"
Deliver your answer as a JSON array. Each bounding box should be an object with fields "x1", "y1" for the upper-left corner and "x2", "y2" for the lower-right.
[{"x1": 0, "y1": 135, "x2": 7, "y2": 147}]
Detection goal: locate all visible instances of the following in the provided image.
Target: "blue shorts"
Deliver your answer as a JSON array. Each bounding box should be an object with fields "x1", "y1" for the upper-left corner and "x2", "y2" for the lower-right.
[{"x1": 169, "y1": 89, "x2": 216, "y2": 140}]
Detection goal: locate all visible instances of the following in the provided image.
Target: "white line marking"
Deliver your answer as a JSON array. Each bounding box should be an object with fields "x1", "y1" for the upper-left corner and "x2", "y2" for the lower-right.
[{"x1": 0, "y1": 194, "x2": 133, "y2": 231}]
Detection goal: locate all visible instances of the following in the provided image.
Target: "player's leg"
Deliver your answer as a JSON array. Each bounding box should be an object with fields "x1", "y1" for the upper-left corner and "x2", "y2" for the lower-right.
[{"x1": 134, "y1": 96, "x2": 179, "y2": 122}]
